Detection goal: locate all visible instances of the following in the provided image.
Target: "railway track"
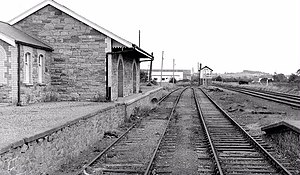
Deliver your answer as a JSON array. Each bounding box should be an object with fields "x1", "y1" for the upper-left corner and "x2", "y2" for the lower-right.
[
  {"x1": 145, "y1": 88, "x2": 214, "y2": 175},
  {"x1": 214, "y1": 85, "x2": 300, "y2": 108},
  {"x1": 195, "y1": 87, "x2": 294, "y2": 175},
  {"x1": 76, "y1": 86, "x2": 295, "y2": 175},
  {"x1": 76, "y1": 88, "x2": 184, "y2": 175}
]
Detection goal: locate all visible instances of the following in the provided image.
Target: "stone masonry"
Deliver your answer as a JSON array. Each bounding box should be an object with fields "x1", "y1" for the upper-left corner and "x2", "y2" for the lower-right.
[
  {"x1": 0, "y1": 39, "x2": 51, "y2": 105},
  {"x1": 0, "y1": 40, "x2": 18, "y2": 104},
  {"x1": 19, "y1": 46, "x2": 52, "y2": 105},
  {"x1": 111, "y1": 54, "x2": 140, "y2": 101},
  {"x1": 13, "y1": 5, "x2": 108, "y2": 101},
  {"x1": 0, "y1": 87, "x2": 163, "y2": 174}
]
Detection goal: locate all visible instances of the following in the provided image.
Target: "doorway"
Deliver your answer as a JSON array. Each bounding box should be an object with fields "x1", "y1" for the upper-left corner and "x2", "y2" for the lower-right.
[
  {"x1": 133, "y1": 63, "x2": 137, "y2": 93},
  {"x1": 118, "y1": 59, "x2": 123, "y2": 97}
]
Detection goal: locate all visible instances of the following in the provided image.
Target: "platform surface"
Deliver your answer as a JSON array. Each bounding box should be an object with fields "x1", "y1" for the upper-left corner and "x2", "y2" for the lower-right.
[
  {"x1": 261, "y1": 120, "x2": 300, "y2": 134},
  {"x1": 0, "y1": 86, "x2": 162, "y2": 152}
]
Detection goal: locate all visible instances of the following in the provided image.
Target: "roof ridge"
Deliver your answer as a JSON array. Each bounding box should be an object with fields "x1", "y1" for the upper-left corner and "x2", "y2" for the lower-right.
[{"x1": 8, "y1": 0, "x2": 133, "y2": 48}]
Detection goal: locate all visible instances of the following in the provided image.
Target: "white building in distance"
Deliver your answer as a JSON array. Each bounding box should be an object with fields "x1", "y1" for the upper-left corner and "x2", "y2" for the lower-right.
[{"x1": 142, "y1": 69, "x2": 191, "y2": 82}]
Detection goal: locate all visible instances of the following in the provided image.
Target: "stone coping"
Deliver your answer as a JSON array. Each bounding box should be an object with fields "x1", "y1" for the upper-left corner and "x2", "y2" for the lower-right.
[
  {"x1": 261, "y1": 120, "x2": 300, "y2": 134},
  {"x1": 0, "y1": 103, "x2": 119, "y2": 155},
  {"x1": 0, "y1": 86, "x2": 163, "y2": 155},
  {"x1": 123, "y1": 87, "x2": 163, "y2": 105}
]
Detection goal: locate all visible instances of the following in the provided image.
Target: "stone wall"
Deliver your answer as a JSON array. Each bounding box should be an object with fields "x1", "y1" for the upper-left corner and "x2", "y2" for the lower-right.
[
  {"x1": 0, "y1": 40, "x2": 51, "y2": 105},
  {"x1": 0, "y1": 40, "x2": 13, "y2": 103},
  {"x1": 111, "y1": 54, "x2": 140, "y2": 101},
  {"x1": 19, "y1": 46, "x2": 52, "y2": 105},
  {"x1": 0, "y1": 87, "x2": 163, "y2": 174},
  {"x1": 13, "y1": 5, "x2": 108, "y2": 101},
  {"x1": 125, "y1": 87, "x2": 163, "y2": 120},
  {"x1": 0, "y1": 104, "x2": 125, "y2": 174}
]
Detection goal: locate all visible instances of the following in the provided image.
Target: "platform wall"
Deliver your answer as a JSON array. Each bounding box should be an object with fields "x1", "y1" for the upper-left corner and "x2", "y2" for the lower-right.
[{"x1": 0, "y1": 87, "x2": 163, "y2": 175}]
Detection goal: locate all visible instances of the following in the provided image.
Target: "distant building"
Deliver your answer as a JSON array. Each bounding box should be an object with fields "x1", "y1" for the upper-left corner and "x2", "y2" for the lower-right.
[
  {"x1": 142, "y1": 69, "x2": 191, "y2": 82},
  {"x1": 200, "y1": 66, "x2": 213, "y2": 86}
]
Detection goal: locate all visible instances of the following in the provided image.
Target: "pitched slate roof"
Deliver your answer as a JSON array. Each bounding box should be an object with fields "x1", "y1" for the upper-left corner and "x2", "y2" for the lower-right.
[
  {"x1": 201, "y1": 66, "x2": 213, "y2": 71},
  {"x1": 0, "y1": 21, "x2": 53, "y2": 51},
  {"x1": 8, "y1": 0, "x2": 153, "y2": 60}
]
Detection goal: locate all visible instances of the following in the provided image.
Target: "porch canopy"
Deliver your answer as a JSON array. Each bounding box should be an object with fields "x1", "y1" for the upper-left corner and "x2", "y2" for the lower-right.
[{"x1": 112, "y1": 44, "x2": 153, "y2": 62}]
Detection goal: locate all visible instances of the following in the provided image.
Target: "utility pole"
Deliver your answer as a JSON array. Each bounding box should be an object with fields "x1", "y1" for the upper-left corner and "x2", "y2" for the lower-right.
[
  {"x1": 160, "y1": 51, "x2": 164, "y2": 86},
  {"x1": 172, "y1": 59, "x2": 175, "y2": 84},
  {"x1": 138, "y1": 30, "x2": 141, "y2": 47},
  {"x1": 149, "y1": 52, "x2": 153, "y2": 82},
  {"x1": 198, "y1": 63, "x2": 202, "y2": 86}
]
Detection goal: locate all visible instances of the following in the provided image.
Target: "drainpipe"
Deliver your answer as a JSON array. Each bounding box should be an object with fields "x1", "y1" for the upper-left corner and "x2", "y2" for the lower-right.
[
  {"x1": 17, "y1": 44, "x2": 21, "y2": 106},
  {"x1": 105, "y1": 53, "x2": 111, "y2": 101}
]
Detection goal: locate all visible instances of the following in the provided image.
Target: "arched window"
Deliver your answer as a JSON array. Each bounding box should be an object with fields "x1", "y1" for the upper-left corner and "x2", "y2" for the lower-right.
[
  {"x1": 24, "y1": 52, "x2": 32, "y2": 84},
  {"x1": 38, "y1": 54, "x2": 44, "y2": 83}
]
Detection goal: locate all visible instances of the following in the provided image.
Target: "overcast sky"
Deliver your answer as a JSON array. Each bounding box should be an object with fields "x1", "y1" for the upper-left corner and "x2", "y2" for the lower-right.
[{"x1": 1, "y1": 0, "x2": 299, "y2": 75}]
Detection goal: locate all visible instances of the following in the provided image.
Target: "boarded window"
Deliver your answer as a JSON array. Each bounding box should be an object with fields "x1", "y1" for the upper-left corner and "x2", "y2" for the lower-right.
[
  {"x1": 24, "y1": 52, "x2": 32, "y2": 84},
  {"x1": 38, "y1": 54, "x2": 44, "y2": 83}
]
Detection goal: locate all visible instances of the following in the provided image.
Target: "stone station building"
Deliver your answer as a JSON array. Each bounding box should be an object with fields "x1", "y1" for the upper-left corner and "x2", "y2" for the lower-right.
[{"x1": 0, "y1": 0, "x2": 153, "y2": 105}]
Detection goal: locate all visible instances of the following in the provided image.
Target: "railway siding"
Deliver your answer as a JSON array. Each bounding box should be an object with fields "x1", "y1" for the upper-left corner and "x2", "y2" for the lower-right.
[{"x1": 196, "y1": 88, "x2": 294, "y2": 174}]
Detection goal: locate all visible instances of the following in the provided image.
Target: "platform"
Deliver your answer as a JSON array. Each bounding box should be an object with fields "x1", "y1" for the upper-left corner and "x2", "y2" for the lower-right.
[{"x1": 0, "y1": 86, "x2": 162, "y2": 153}]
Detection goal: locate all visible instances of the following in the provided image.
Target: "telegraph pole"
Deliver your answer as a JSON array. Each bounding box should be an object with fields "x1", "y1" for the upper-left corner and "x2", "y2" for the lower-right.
[
  {"x1": 172, "y1": 59, "x2": 175, "y2": 84},
  {"x1": 138, "y1": 30, "x2": 141, "y2": 47},
  {"x1": 160, "y1": 51, "x2": 164, "y2": 86},
  {"x1": 149, "y1": 52, "x2": 153, "y2": 82},
  {"x1": 198, "y1": 63, "x2": 202, "y2": 86}
]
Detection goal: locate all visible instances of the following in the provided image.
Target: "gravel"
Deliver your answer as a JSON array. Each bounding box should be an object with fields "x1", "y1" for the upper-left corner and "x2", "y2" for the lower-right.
[{"x1": 0, "y1": 102, "x2": 115, "y2": 149}]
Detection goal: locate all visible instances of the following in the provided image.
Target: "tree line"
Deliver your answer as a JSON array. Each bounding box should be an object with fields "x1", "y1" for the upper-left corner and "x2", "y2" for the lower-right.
[{"x1": 212, "y1": 69, "x2": 300, "y2": 83}]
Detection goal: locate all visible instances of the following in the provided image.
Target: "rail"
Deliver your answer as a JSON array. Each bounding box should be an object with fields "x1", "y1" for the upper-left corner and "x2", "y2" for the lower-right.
[
  {"x1": 143, "y1": 87, "x2": 188, "y2": 175},
  {"x1": 199, "y1": 87, "x2": 292, "y2": 175},
  {"x1": 76, "y1": 88, "x2": 182, "y2": 175},
  {"x1": 215, "y1": 85, "x2": 300, "y2": 108},
  {"x1": 192, "y1": 87, "x2": 224, "y2": 175}
]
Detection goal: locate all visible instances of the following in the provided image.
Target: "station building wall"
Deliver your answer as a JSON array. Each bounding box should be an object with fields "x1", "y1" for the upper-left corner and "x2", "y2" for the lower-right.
[
  {"x1": 0, "y1": 40, "x2": 16, "y2": 103},
  {"x1": 19, "y1": 46, "x2": 52, "y2": 104},
  {"x1": 111, "y1": 54, "x2": 140, "y2": 101},
  {"x1": 0, "y1": 40, "x2": 51, "y2": 105},
  {"x1": 13, "y1": 5, "x2": 109, "y2": 102}
]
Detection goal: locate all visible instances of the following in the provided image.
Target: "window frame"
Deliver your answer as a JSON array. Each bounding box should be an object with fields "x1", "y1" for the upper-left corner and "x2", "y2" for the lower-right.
[
  {"x1": 24, "y1": 52, "x2": 32, "y2": 84},
  {"x1": 38, "y1": 54, "x2": 44, "y2": 84}
]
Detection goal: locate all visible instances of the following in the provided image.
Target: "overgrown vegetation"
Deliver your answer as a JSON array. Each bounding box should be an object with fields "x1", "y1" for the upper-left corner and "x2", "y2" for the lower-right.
[
  {"x1": 140, "y1": 70, "x2": 148, "y2": 83},
  {"x1": 168, "y1": 77, "x2": 177, "y2": 83}
]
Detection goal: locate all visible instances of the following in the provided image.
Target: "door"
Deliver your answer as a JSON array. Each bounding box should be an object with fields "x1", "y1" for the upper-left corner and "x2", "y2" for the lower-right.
[
  {"x1": 118, "y1": 60, "x2": 123, "y2": 97},
  {"x1": 133, "y1": 63, "x2": 137, "y2": 93}
]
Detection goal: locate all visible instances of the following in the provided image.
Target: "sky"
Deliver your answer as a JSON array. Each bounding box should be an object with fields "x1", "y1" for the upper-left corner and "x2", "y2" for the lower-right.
[{"x1": 1, "y1": 0, "x2": 299, "y2": 75}]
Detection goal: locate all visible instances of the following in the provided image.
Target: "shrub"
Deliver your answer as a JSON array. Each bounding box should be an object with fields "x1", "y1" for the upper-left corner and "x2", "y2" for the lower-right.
[{"x1": 169, "y1": 77, "x2": 177, "y2": 83}]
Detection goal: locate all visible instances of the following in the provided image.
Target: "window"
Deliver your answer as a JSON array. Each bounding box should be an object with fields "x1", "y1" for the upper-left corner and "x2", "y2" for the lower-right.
[
  {"x1": 38, "y1": 54, "x2": 44, "y2": 83},
  {"x1": 24, "y1": 52, "x2": 32, "y2": 84}
]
